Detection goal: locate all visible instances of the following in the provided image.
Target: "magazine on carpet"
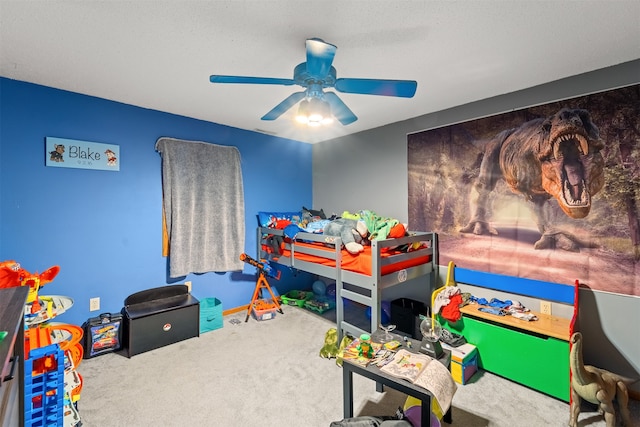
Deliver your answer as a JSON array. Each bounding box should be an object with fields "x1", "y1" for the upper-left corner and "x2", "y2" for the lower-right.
[{"x1": 380, "y1": 349, "x2": 457, "y2": 412}]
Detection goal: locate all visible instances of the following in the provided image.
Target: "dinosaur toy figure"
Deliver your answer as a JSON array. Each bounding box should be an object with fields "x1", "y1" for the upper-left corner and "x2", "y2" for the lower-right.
[{"x1": 569, "y1": 332, "x2": 635, "y2": 427}]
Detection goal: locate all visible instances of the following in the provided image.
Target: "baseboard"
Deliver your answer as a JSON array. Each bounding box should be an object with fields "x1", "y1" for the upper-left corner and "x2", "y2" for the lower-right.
[{"x1": 223, "y1": 305, "x2": 249, "y2": 316}]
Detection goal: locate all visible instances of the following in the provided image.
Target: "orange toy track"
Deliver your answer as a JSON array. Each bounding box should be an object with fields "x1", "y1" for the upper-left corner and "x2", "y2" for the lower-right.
[
  {"x1": 49, "y1": 323, "x2": 84, "y2": 351},
  {"x1": 24, "y1": 326, "x2": 58, "y2": 375}
]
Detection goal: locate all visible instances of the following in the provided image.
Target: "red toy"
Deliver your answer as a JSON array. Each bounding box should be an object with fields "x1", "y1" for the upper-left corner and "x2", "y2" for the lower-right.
[{"x1": 0, "y1": 260, "x2": 60, "y2": 303}]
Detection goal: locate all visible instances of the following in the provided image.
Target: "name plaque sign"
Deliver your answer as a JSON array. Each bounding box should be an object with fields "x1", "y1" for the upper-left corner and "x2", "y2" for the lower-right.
[{"x1": 46, "y1": 137, "x2": 120, "y2": 171}]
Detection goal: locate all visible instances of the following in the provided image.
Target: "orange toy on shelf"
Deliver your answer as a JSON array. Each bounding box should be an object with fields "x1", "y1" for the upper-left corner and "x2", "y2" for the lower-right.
[{"x1": 0, "y1": 260, "x2": 60, "y2": 303}]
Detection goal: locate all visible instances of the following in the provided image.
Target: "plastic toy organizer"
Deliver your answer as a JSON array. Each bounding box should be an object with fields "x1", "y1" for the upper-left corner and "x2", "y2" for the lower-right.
[
  {"x1": 24, "y1": 303, "x2": 84, "y2": 426},
  {"x1": 24, "y1": 338, "x2": 65, "y2": 426}
]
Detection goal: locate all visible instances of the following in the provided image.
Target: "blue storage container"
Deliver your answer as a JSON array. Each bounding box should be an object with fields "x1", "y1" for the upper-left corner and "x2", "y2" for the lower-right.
[{"x1": 200, "y1": 297, "x2": 223, "y2": 333}]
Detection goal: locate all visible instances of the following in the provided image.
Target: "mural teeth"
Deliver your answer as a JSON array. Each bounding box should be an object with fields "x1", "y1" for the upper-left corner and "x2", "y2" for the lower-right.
[
  {"x1": 554, "y1": 141, "x2": 560, "y2": 160},
  {"x1": 577, "y1": 134, "x2": 588, "y2": 155}
]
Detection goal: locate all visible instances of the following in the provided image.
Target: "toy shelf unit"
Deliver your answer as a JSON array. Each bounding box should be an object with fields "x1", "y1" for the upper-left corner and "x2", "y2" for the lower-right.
[
  {"x1": 23, "y1": 314, "x2": 85, "y2": 427},
  {"x1": 440, "y1": 268, "x2": 577, "y2": 402},
  {"x1": 24, "y1": 342, "x2": 65, "y2": 427}
]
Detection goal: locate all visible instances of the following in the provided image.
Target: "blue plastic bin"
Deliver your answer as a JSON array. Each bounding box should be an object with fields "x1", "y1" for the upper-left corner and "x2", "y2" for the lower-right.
[{"x1": 200, "y1": 297, "x2": 223, "y2": 333}]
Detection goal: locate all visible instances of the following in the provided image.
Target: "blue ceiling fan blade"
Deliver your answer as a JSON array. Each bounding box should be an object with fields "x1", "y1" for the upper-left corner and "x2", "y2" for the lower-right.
[
  {"x1": 305, "y1": 38, "x2": 337, "y2": 79},
  {"x1": 324, "y1": 92, "x2": 357, "y2": 125},
  {"x1": 210, "y1": 75, "x2": 296, "y2": 86},
  {"x1": 335, "y1": 78, "x2": 417, "y2": 98},
  {"x1": 261, "y1": 91, "x2": 306, "y2": 120}
]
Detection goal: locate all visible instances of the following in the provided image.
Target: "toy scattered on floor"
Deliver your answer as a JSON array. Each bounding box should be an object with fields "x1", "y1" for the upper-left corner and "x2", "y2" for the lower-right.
[
  {"x1": 569, "y1": 332, "x2": 636, "y2": 427},
  {"x1": 403, "y1": 396, "x2": 442, "y2": 427},
  {"x1": 319, "y1": 328, "x2": 339, "y2": 358},
  {"x1": 304, "y1": 297, "x2": 335, "y2": 314},
  {"x1": 319, "y1": 327, "x2": 355, "y2": 366},
  {"x1": 306, "y1": 280, "x2": 336, "y2": 314},
  {"x1": 312, "y1": 280, "x2": 327, "y2": 296},
  {"x1": 240, "y1": 253, "x2": 283, "y2": 322},
  {"x1": 281, "y1": 290, "x2": 313, "y2": 307},
  {"x1": 335, "y1": 334, "x2": 355, "y2": 367}
]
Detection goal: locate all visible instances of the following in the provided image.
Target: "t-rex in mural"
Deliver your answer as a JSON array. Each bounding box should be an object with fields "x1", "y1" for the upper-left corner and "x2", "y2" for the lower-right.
[{"x1": 460, "y1": 108, "x2": 605, "y2": 251}]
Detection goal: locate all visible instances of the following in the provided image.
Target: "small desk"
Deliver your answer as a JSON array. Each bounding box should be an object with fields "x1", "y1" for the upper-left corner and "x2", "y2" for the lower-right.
[{"x1": 342, "y1": 332, "x2": 452, "y2": 426}]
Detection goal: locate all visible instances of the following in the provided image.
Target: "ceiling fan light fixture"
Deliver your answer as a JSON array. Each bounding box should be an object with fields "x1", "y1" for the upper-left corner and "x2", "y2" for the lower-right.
[
  {"x1": 211, "y1": 37, "x2": 415, "y2": 126},
  {"x1": 297, "y1": 97, "x2": 332, "y2": 126},
  {"x1": 295, "y1": 100, "x2": 310, "y2": 124}
]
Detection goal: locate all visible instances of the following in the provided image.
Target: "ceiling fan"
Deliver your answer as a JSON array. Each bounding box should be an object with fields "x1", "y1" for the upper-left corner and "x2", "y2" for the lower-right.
[{"x1": 209, "y1": 38, "x2": 417, "y2": 126}]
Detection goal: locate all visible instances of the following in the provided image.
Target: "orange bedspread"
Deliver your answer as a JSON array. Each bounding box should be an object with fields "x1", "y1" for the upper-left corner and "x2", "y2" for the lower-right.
[{"x1": 280, "y1": 242, "x2": 431, "y2": 276}]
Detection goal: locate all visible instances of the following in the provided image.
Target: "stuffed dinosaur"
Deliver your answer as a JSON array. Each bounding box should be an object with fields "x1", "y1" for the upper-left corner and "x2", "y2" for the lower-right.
[
  {"x1": 335, "y1": 334, "x2": 355, "y2": 367},
  {"x1": 319, "y1": 327, "x2": 355, "y2": 366},
  {"x1": 319, "y1": 328, "x2": 339, "y2": 358},
  {"x1": 569, "y1": 332, "x2": 636, "y2": 427},
  {"x1": 324, "y1": 218, "x2": 369, "y2": 254}
]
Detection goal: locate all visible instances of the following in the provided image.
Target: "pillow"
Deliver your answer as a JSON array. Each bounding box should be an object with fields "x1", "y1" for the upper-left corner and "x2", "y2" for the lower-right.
[{"x1": 257, "y1": 211, "x2": 302, "y2": 228}]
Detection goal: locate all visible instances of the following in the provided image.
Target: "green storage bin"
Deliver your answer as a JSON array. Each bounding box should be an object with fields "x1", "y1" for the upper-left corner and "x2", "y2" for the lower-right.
[
  {"x1": 281, "y1": 290, "x2": 313, "y2": 307},
  {"x1": 200, "y1": 297, "x2": 223, "y2": 334},
  {"x1": 442, "y1": 315, "x2": 570, "y2": 401}
]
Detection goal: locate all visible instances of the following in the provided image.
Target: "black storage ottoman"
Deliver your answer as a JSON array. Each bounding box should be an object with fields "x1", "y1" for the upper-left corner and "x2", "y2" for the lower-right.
[
  {"x1": 390, "y1": 298, "x2": 427, "y2": 339},
  {"x1": 123, "y1": 285, "x2": 200, "y2": 357}
]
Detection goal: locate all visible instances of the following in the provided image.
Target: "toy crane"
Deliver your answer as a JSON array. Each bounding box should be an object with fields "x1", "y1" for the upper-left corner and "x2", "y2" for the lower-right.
[{"x1": 240, "y1": 253, "x2": 283, "y2": 322}]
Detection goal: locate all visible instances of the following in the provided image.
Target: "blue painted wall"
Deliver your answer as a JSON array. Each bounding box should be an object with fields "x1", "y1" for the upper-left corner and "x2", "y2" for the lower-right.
[{"x1": 0, "y1": 78, "x2": 314, "y2": 326}]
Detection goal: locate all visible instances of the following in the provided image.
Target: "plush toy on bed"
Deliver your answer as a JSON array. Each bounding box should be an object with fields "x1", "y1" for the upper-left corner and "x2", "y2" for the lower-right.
[{"x1": 324, "y1": 218, "x2": 370, "y2": 254}]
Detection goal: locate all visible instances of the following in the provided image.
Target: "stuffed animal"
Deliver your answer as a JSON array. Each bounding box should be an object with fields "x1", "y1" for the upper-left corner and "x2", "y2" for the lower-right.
[
  {"x1": 319, "y1": 328, "x2": 339, "y2": 358},
  {"x1": 323, "y1": 218, "x2": 369, "y2": 254}
]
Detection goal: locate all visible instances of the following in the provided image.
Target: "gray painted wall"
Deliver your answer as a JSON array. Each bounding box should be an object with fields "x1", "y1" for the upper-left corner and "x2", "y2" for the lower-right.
[{"x1": 313, "y1": 59, "x2": 640, "y2": 392}]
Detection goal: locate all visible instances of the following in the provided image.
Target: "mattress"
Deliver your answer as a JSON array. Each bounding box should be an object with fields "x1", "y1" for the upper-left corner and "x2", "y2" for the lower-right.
[{"x1": 279, "y1": 241, "x2": 431, "y2": 276}]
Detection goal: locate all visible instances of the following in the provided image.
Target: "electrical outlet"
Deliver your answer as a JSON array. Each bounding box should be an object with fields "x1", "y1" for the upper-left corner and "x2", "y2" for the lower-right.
[
  {"x1": 540, "y1": 300, "x2": 552, "y2": 315},
  {"x1": 185, "y1": 281, "x2": 192, "y2": 293},
  {"x1": 90, "y1": 297, "x2": 100, "y2": 312}
]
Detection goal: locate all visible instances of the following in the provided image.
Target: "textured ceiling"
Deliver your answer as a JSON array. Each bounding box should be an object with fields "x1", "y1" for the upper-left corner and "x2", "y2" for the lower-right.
[{"x1": 1, "y1": 1, "x2": 639, "y2": 144}]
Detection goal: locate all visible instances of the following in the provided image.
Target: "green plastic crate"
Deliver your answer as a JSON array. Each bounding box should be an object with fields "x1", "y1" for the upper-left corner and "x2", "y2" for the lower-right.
[{"x1": 281, "y1": 290, "x2": 313, "y2": 307}]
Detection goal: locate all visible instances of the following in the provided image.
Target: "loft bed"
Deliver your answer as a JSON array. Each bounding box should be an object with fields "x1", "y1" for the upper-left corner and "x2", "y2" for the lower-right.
[{"x1": 256, "y1": 212, "x2": 438, "y2": 342}]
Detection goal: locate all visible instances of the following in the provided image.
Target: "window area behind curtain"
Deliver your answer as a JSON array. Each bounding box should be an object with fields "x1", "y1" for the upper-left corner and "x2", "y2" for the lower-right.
[{"x1": 156, "y1": 137, "x2": 245, "y2": 278}]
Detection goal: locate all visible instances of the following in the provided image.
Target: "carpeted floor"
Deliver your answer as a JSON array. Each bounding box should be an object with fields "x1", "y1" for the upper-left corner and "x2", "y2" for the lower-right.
[{"x1": 76, "y1": 306, "x2": 639, "y2": 426}]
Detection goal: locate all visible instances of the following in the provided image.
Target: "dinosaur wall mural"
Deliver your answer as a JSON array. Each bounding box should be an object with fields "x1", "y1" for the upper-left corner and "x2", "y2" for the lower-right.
[
  {"x1": 408, "y1": 85, "x2": 639, "y2": 296},
  {"x1": 460, "y1": 108, "x2": 605, "y2": 251}
]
